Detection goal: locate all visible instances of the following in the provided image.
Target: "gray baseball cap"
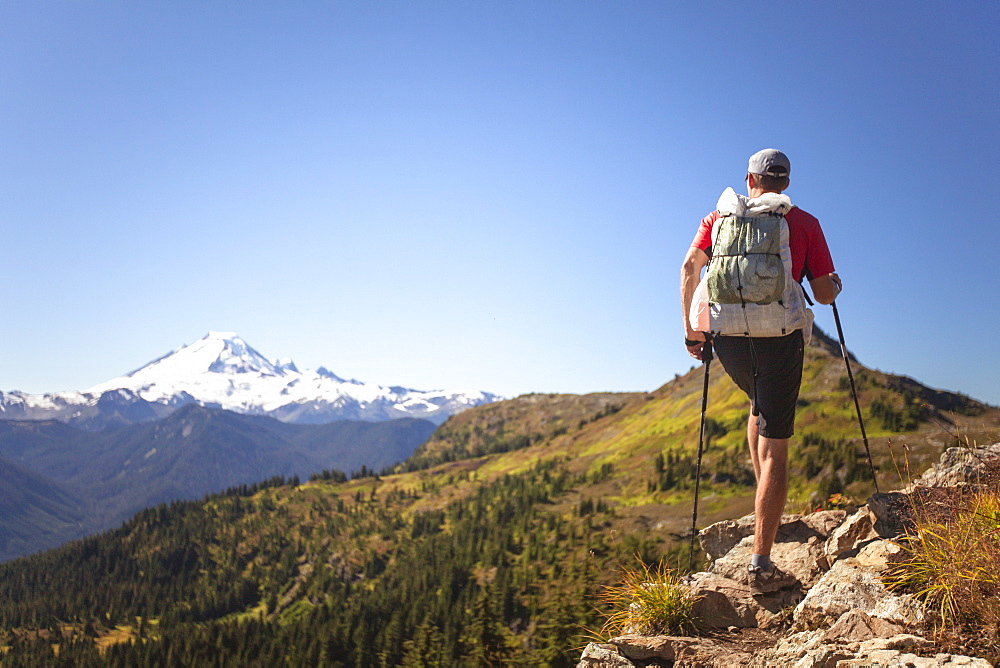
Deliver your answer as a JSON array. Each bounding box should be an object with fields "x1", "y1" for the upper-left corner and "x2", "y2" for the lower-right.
[{"x1": 748, "y1": 148, "x2": 790, "y2": 178}]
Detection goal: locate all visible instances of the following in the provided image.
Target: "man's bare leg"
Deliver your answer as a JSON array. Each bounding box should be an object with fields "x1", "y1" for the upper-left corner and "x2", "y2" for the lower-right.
[
  {"x1": 753, "y1": 435, "x2": 789, "y2": 557},
  {"x1": 746, "y1": 409, "x2": 789, "y2": 557},
  {"x1": 747, "y1": 412, "x2": 761, "y2": 482}
]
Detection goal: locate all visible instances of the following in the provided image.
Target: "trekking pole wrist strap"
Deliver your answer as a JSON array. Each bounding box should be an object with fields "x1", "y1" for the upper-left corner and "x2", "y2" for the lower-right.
[{"x1": 685, "y1": 338, "x2": 703, "y2": 347}]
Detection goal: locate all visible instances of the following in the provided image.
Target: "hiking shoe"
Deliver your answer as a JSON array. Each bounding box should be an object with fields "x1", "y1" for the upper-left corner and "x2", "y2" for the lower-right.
[{"x1": 746, "y1": 563, "x2": 798, "y2": 594}]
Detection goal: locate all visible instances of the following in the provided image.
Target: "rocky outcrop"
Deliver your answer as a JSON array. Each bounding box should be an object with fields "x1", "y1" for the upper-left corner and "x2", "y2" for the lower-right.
[
  {"x1": 792, "y1": 539, "x2": 925, "y2": 631},
  {"x1": 907, "y1": 442, "x2": 1000, "y2": 490},
  {"x1": 576, "y1": 444, "x2": 1000, "y2": 667}
]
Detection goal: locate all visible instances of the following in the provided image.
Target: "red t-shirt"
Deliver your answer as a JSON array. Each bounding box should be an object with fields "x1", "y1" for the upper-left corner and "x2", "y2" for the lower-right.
[{"x1": 691, "y1": 207, "x2": 835, "y2": 282}]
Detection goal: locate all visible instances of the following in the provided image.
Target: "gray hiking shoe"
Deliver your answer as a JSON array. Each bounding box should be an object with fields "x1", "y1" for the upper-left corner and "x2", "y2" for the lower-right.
[{"x1": 746, "y1": 563, "x2": 798, "y2": 594}]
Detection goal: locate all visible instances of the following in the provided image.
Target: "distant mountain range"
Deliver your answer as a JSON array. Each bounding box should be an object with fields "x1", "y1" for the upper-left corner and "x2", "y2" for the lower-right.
[
  {"x1": 0, "y1": 405, "x2": 437, "y2": 561},
  {"x1": 0, "y1": 332, "x2": 498, "y2": 561},
  {"x1": 0, "y1": 331, "x2": 500, "y2": 429}
]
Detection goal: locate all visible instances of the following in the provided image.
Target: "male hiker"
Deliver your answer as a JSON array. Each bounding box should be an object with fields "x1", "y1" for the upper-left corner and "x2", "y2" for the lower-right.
[{"x1": 678, "y1": 149, "x2": 841, "y2": 590}]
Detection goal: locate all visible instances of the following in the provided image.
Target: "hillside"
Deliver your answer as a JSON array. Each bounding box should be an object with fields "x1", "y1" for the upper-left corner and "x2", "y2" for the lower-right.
[
  {"x1": 405, "y1": 325, "x2": 994, "y2": 533},
  {"x1": 0, "y1": 326, "x2": 996, "y2": 665},
  {"x1": 0, "y1": 408, "x2": 436, "y2": 561},
  {"x1": 0, "y1": 455, "x2": 90, "y2": 561}
]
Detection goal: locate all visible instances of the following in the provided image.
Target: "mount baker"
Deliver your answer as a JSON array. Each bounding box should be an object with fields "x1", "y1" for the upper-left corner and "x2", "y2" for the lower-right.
[{"x1": 0, "y1": 332, "x2": 499, "y2": 429}]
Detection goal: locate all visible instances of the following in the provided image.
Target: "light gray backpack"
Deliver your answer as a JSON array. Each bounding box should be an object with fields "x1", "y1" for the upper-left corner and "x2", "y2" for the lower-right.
[{"x1": 689, "y1": 188, "x2": 813, "y2": 341}]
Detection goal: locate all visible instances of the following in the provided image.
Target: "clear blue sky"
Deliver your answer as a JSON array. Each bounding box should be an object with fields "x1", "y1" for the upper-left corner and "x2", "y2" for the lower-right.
[{"x1": 2, "y1": 1, "x2": 998, "y2": 406}]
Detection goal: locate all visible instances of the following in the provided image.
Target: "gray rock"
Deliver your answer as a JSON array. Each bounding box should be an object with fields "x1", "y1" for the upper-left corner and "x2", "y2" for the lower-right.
[
  {"x1": 699, "y1": 511, "x2": 849, "y2": 566},
  {"x1": 610, "y1": 634, "x2": 748, "y2": 666},
  {"x1": 793, "y1": 552, "x2": 925, "y2": 630},
  {"x1": 910, "y1": 442, "x2": 1000, "y2": 489},
  {"x1": 857, "y1": 633, "x2": 932, "y2": 653},
  {"x1": 610, "y1": 634, "x2": 695, "y2": 661},
  {"x1": 853, "y1": 538, "x2": 902, "y2": 571},
  {"x1": 710, "y1": 525, "x2": 828, "y2": 590},
  {"x1": 698, "y1": 514, "x2": 758, "y2": 563},
  {"x1": 837, "y1": 650, "x2": 994, "y2": 667},
  {"x1": 755, "y1": 629, "x2": 855, "y2": 667},
  {"x1": 755, "y1": 625, "x2": 991, "y2": 668},
  {"x1": 684, "y1": 572, "x2": 763, "y2": 628},
  {"x1": 820, "y1": 609, "x2": 906, "y2": 645},
  {"x1": 576, "y1": 642, "x2": 635, "y2": 667},
  {"x1": 824, "y1": 507, "x2": 878, "y2": 563},
  {"x1": 799, "y1": 509, "x2": 850, "y2": 538}
]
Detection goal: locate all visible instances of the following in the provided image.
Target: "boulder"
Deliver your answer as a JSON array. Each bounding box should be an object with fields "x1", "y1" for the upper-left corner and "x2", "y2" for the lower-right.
[
  {"x1": 820, "y1": 609, "x2": 906, "y2": 645},
  {"x1": 609, "y1": 634, "x2": 720, "y2": 662},
  {"x1": 793, "y1": 547, "x2": 925, "y2": 630},
  {"x1": 838, "y1": 650, "x2": 993, "y2": 667},
  {"x1": 823, "y1": 507, "x2": 878, "y2": 563},
  {"x1": 852, "y1": 537, "x2": 902, "y2": 571},
  {"x1": 683, "y1": 572, "x2": 763, "y2": 628},
  {"x1": 699, "y1": 511, "x2": 849, "y2": 565},
  {"x1": 578, "y1": 635, "x2": 754, "y2": 667},
  {"x1": 910, "y1": 442, "x2": 1000, "y2": 489},
  {"x1": 857, "y1": 633, "x2": 932, "y2": 653},
  {"x1": 757, "y1": 628, "x2": 991, "y2": 668},
  {"x1": 798, "y1": 509, "x2": 849, "y2": 538},
  {"x1": 710, "y1": 532, "x2": 827, "y2": 591},
  {"x1": 576, "y1": 643, "x2": 635, "y2": 667},
  {"x1": 698, "y1": 514, "x2": 758, "y2": 562},
  {"x1": 755, "y1": 629, "x2": 855, "y2": 667}
]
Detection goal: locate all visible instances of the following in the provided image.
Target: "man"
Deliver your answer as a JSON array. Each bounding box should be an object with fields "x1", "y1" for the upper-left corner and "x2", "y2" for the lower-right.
[{"x1": 679, "y1": 149, "x2": 841, "y2": 590}]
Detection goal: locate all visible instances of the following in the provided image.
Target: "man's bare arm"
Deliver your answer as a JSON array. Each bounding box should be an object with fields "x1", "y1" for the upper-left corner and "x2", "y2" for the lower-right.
[
  {"x1": 680, "y1": 247, "x2": 709, "y2": 357},
  {"x1": 809, "y1": 272, "x2": 842, "y2": 305}
]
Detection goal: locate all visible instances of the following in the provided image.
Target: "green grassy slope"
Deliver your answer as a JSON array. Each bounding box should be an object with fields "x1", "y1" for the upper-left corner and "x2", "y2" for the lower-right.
[{"x1": 394, "y1": 325, "x2": 995, "y2": 538}]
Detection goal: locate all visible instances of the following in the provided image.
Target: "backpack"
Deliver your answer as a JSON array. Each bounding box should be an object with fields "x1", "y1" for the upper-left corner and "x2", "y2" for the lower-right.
[{"x1": 689, "y1": 188, "x2": 813, "y2": 342}]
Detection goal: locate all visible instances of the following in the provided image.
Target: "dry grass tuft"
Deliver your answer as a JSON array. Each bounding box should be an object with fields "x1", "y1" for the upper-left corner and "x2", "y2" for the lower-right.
[
  {"x1": 885, "y1": 459, "x2": 1000, "y2": 659},
  {"x1": 597, "y1": 559, "x2": 699, "y2": 638}
]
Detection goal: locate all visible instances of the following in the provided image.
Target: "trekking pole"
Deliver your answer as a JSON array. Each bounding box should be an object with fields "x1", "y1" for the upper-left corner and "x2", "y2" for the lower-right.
[
  {"x1": 831, "y1": 301, "x2": 880, "y2": 494},
  {"x1": 689, "y1": 337, "x2": 713, "y2": 572}
]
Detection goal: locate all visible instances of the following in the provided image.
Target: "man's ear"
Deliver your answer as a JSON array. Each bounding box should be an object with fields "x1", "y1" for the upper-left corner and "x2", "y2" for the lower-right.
[{"x1": 746, "y1": 173, "x2": 756, "y2": 189}]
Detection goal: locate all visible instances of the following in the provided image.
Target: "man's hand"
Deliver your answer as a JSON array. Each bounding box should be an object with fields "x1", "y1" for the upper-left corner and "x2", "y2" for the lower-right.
[{"x1": 685, "y1": 331, "x2": 707, "y2": 360}]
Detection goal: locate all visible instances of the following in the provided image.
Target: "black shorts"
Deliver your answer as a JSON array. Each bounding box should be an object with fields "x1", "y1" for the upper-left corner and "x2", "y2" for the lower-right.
[{"x1": 713, "y1": 329, "x2": 804, "y2": 439}]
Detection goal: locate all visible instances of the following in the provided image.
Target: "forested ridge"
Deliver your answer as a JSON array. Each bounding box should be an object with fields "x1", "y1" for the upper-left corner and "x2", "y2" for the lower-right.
[
  {"x1": 0, "y1": 460, "x2": 659, "y2": 666},
  {"x1": 1, "y1": 328, "x2": 997, "y2": 666}
]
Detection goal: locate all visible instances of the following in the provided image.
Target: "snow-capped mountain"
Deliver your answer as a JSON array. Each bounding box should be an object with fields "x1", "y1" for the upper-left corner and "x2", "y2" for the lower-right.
[{"x1": 0, "y1": 332, "x2": 500, "y2": 427}]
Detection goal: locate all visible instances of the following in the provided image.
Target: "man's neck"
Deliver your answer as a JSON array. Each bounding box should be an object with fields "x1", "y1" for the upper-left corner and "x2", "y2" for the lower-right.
[{"x1": 748, "y1": 187, "x2": 781, "y2": 199}]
